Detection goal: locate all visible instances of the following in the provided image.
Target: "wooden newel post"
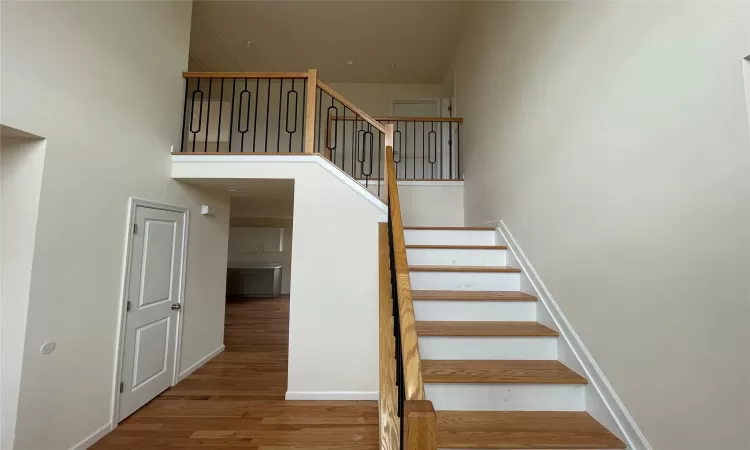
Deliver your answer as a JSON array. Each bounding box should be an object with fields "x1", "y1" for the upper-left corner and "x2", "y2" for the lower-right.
[
  {"x1": 304, "y1": 68, "x2": 318, "y2": 153},
  {"x1": 383, "y1": 123, "x2": 394, "y2": 202},
  {"x1": 403, "y1": 400, "x2": 437, "y2": 450}
]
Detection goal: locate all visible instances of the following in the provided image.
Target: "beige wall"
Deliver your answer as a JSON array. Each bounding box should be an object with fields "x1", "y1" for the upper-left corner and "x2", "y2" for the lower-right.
[
  {"x1": 452, "y1": 2, "x2": 750, "y2": 450},
  {"x1": 328, "y1": 82, "x2": 444, "y2": 116},
  {"x1": 2, "y1": 2, "x2": 231, "y2": 449}
]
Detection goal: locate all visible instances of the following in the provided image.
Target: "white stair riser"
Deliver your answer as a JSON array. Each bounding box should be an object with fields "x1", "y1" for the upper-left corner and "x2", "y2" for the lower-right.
[
  {"x1": 406, "y1": 248, "x2": 506, "y2": 266},
  {"x1": 414, "y1": 300, "x2": 536, "y2": 322},
  {"x1": 426, "y1": 383, "x2": 585, "y2": 411},
  {"x1": 419, "y1": 336, "x2": 557, "y2": 360},
  {"x1": 404, "y1": 229, "x2": 495, "y2": 246},
  {"x1": 409, "y1": 271, "x2": 520, "y2": 291}
]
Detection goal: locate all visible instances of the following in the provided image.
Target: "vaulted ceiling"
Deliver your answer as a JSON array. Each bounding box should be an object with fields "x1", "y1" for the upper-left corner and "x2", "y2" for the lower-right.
[{"x1": 188, "y1": 1, "x2": 474, "y2": 84}]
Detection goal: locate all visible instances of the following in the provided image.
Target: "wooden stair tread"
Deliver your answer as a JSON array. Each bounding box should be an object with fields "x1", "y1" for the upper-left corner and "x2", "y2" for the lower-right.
[
  {"x1": 436, "y1": 411, "x2": 626, "y2": 449},
  {"x1": 409, "y1": 265, "x2": 521, "y2": 273},
  {"x1": 416, "y1": 321, "x2": 558, "y2": 337},
  {"x1": 423, "y1": 360, "x2": 587, "y2": 384},
  {"x1": 404, "y1": 226, "x2": 496, "y2": 231},
  {"x1": 412, "y1": 290, "x2": 537, "y2": 301},
  {"x1": 406, "y1": 244, "x2": 507, "y2": 250}
]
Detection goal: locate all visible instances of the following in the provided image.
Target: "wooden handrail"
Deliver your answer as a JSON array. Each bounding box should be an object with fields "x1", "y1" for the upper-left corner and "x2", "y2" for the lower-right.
[
  {"x1": 379, "y1": 222, "x2": 400, "y2": 450},
  {"x1": 334, "y1": 116, "x2": 464, "y2": 123},
  {"x1": 182, "y1": 72, "x2": 308, "y2": 79},
  {"x1": 316, "y1": 80, "x2": 387, "y2": 134},
  {"x1": 385, "y1": 146, "x2": 425, "y2": 400}
]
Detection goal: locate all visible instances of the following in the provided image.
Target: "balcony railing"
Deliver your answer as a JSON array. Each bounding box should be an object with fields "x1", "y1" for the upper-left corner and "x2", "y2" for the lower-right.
[{"x1": 177, "y1": 69, "x2": 464, "y2": 197}]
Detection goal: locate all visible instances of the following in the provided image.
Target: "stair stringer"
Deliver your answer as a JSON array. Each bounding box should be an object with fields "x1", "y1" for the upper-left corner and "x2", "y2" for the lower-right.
[{"x1": 472, "y1": 219, "x2": 652, "y2": 450}]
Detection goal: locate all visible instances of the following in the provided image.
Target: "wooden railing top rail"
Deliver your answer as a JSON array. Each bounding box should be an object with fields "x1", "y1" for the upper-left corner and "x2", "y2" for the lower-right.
[
  {"x1": 316, "y1": 80, "x2": 387, "y2": 134},
  {"x1": 182, "y1": 71, "x2": 309, "y2": 79},
  {"x1": 385, "y1": 144, "x2": 425, "y2": 401},
  {"x1": 334, "y1": 116, "x2": 463, "y2": 123}
]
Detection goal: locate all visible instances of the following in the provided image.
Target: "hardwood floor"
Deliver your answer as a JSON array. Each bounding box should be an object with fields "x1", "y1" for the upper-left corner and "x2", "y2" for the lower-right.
[{"x1": 93, "y1": 296, "x2": 379, "y2": 449}]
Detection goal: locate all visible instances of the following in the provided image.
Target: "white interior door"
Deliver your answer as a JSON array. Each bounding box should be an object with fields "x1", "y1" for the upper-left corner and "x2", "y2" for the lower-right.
[{"x1": 118, "y1": 204, "x2": 185, "y2": 421}]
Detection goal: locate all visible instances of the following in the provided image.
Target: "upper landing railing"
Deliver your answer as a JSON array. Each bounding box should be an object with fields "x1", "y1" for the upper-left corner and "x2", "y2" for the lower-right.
[{"x1": 177, "y1": 70, "x2": 463, "y2": 195}]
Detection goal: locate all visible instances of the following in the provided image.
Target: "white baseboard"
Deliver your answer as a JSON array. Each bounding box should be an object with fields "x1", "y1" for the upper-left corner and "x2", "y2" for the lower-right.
[
  {"x1": 68, "y1": 422, "x2": 112, "y2": 450},
  {"x1": 475, "y1": 219, "x2": 651, "y2": 450},
  {"x1": 285, "y1": 391, "x2": 378, "y2": 401},
  {"x1": 177, "y1": 344, "x2": 225, "y2": 382}
]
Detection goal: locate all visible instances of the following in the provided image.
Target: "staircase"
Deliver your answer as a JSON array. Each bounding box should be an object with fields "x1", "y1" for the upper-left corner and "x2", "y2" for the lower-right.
[{"x1": 404, "y1": 225, "x2": 626, "y2": 449}]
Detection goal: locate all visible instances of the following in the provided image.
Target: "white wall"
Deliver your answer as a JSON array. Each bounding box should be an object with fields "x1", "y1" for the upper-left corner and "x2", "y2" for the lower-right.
[
  {"x1": 0, "y1": 135, "x2": 46, "y2": 450},
  {"x1": 172, "y1": 154, "x2": 384, "y2": 400},
  {"x1": 361, "y1": 180, "x2": 464, "y2": 226},
  {"x1": 1, "y1": 2, "x2": 231, "y2": 449},
  {"x1": 228, "y1": 217, "x2": 294, "y2": 294},
  {"x1": 328, "y1": 82, "x2": 444, "y2": 116},
  {"x1": 452, "y1": 2, "x2": 750, "y2": 449}
]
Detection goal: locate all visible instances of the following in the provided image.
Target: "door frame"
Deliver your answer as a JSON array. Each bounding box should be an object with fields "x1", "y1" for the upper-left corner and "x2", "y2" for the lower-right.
[{"x1": 110, "y1": 198, "x2": 190, "y2": 426}]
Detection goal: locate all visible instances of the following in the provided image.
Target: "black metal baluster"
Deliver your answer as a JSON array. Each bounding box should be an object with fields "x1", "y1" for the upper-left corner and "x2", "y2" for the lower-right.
[
  {"x1": 301, "y1": 79, "x2": 306, "y2": 153},
  {"x1": 440, "y1": 121, "x2": 443, "y2": 179},
  {"x1": 277, "y1": 79, "x2": 283, "y2": 153},
  {"x1": 326, "y1": 97, "x2": 339, "y2": 162},
  {"x1": 341, "y1": 108, "x2": 347, "y2": 172},
  {"x1": 357, "y1": 123, "x2": 367, "y2": 180},
  {"x1": 252, "y1": 78, "x2": 259, "y2": 153},
  {"x1": 449, "y1": 120, "x2": 453, "y2": 179},
  {"x1": 204, "y1": 78, "x2": 212, "y2": 152},
  {"x1": 264, "y1": 78, "x2": 271, "y2": 152},
  {"x1": 377, "y1": 131, "x2": 382, "y2": 197},
  {"x1": 413, "y1": 121, "x2": 416, "y2": 180},
  {"x1": 394, "y1": 122, "x2": 402, "y2": 180},
  {"x1": 317, "y1": 88, "x2": 323, "y2": 154},
  {"x1": 286, "y1": 79, "x2": 299, "y2": 153},
  {"x1": 190, "y1": 78, "x2": 203, "y2": 153},
  {"x1": 457, "y1": 123, "x2": 460, "y2": 179},
  {"x1": 404, "y1": 121, "x2": 408, "y2": 180},
  {"x1": 216, "y1": 78, "x2": 224, "y2": 152},
  {"x1": 428, "y1": 122, "x2": 437, "y2": 179},
  {"x1": 422, "y1": 122, "x2": 429, "y2": 180},
  {"x1": 351, "y1": 115, "x2": 357, "y2": 177},
  {"x1": 179, "y1": 79, "x2": 189, "y2": 153},
  {"x1": 228, "y1": 79, "x2": 236, "y2": 152},
  {"x1": 238, "y1": 79, "x2": 251, "y2": 152}
]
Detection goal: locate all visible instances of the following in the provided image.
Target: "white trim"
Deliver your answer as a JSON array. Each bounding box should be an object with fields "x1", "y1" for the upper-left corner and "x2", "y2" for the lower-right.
[
  {"x1": 178, "y1": 344, "x2": 225, "y2": 381},
  {"x1": 110, "y1": 198, "x2": 190, "y2": 427},
  {"x1": 67, "y1": 422, "x2": 112, "y2": 450},
  {"x1": 171, "y1": 154, "x2": 387, "y2": 213},
  {"x1": 284, "y1": 391, "x2": 379, "y2": 401},
  {"x1": 475, "y1": 219, "x2": 651, "y2": 450}
]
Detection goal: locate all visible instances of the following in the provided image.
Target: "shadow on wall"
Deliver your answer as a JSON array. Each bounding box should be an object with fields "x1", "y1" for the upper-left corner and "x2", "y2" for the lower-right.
[{"x1": 1, "y1": 124, "x2": 47, "y2": 450}]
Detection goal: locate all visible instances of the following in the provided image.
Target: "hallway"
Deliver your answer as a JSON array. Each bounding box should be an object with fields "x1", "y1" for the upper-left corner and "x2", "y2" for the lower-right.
[{"x1": 93, "y1": 297, "x2": 379, "y2": 449}]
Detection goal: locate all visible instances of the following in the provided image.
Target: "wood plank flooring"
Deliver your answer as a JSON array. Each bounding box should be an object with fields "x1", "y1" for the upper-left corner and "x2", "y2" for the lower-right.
[{"x1": 92, "y1": 297, "x2": 379, "y2": 449}]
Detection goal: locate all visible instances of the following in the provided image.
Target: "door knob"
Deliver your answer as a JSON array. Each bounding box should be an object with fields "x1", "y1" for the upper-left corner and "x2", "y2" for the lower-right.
[{"x1": 171, "y1": 303, "x2": 182, "y2": 311}]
